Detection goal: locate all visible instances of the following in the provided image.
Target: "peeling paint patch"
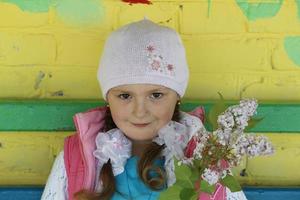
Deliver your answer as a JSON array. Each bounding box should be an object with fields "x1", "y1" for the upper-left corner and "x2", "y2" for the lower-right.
[
  {"x1": 34, "y1": 71, "x2": 45, "y2": 90},
  {"x1": 207, "y1": 0, "x2": 211, "y2": 17},
  {"x1": 235, "y1": 0, "x2": 283, "y2": 21},
  {"x1": 55, "y1": 0, "x2": 105, "y2": 26},
  {"x1": 284, "y1": 36, "x2": 300, "y2": 67},
  {"x1": 296, "y1": 0, "x2": 300, "y2": 20},
  {"x1": 1, "y1": 0, "x2": 51, "y2": 12},
  {"x1": 240, "y1": 168, "x2": 248, "y2": 177},
  {"x1": 51, "y1": 90, "x2": 64, "y2": 96}
]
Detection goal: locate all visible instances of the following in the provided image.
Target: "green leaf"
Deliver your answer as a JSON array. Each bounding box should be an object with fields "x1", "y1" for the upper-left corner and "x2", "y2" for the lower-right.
[
  {"x1": 208, "y1": 92, "x2": 227, "y2": 130},
  {"x1": 245, "y1": 117, "x2": 264, "y2": 131},
  {"x1": 174, "y1": 164, "x2": 194, "y2": 187},
  {"x1": 180, "y1": 188, "x2": 196, "y2": 200},
  {"x1": 200, "y1": 180, "x2": 216, "y2": 194},
  {"x1": 176, "y1": 179, "x2": 193, "y2": 188},
  {"x1": 159, "y1": 185, "x2": 181, "y2": 200},
  {"x1": 193, "y1": 159, "x2": 202, "y2": 170},
  {"x1": 159, "y1": 159, "x2": 199, "y2": 200},
  {"x1": 190, "y1": 168, "x2": 200, "y2": 183},
  {"x1": 220, "y1": 174, "x2": 242, "y2": 192},
  {"x1": 174, "y1": 162, "x2": 192, "y2": 178},
  {"x1": 190, "y1": 193, "x2": 199, "y2": 200}
]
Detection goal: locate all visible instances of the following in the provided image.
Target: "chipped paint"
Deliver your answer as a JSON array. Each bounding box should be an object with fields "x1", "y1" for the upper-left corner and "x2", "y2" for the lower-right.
[
  {"x1": 34, "y1": 71, "x2": 45, "y2": 90},
  {"x1": 51, "y1": 90, "x2": 64, "y2": 96},
  {"x1": 296, "y1": 0, "x2": 300, "y2": 20},
  {"x1": 207, "y1": 0, "x2": 211, "y2": 17}
]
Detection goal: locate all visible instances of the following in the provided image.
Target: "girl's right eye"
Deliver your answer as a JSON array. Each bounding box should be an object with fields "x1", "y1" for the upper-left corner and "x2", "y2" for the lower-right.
[{"x1": 118, "y1": 93, "x2": 131, "y2": 100}]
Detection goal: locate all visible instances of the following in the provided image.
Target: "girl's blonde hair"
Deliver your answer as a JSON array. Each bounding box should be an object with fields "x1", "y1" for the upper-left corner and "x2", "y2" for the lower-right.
[{"x1": 74, "y1": 103, "x2": 181, "y2": 200}]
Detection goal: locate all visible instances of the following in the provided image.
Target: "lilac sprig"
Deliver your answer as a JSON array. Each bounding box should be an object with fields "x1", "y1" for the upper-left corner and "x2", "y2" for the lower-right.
[{"x1": 180, "y1": 99, "x2": 274, "y2": 188}]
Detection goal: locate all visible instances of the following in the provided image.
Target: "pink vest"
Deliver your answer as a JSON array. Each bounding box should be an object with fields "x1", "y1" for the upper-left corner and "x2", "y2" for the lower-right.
[
  {"x1": 64, "y1": 106, "x2": 226, "y2": 200},
  {"x1": 64, "y1": 106, "x2": 107, "y2": 200}
]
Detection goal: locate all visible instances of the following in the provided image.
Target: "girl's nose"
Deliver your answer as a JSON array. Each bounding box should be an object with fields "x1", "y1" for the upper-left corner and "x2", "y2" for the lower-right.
[{"x1": 133, "y1": 99, "x2": 148, "y2": 118}]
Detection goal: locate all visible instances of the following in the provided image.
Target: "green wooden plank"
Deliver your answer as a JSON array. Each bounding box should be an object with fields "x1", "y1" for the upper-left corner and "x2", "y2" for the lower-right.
[
  {"x1": 0, "y1": 100, "x2": 103, "y2": 131},
  {"x1": 0, "y1": 100, "x2": 300, "y2": 132},
  {"x1": 182, "y1": 102, "x2": 300, "y2": 133}
]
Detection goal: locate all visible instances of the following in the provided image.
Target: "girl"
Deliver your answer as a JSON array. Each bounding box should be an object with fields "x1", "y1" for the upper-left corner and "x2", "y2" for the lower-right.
[{"x1": 42, "y1": 19, "x2": 248, "y2": 200}]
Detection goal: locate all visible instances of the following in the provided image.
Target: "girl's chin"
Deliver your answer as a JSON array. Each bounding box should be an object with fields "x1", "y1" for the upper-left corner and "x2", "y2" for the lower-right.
[{"x1": 127, "y1": 135, "x2": 156, "y2": 143}]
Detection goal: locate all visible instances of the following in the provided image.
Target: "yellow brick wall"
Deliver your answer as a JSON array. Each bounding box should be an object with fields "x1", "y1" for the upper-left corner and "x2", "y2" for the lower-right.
[{"x1": 0, "y1": 0, "x2": 299, "y2": 101}]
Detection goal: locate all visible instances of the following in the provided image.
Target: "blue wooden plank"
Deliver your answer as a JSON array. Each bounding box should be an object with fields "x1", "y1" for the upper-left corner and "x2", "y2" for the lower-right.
[
  {"x1": 0, "y1": 187, "x2": 299, "y2": 200},
  {"x1": 0, "y1": 187, "x2": 43, "y2": 200},
  {"x1": 243, "y1": 187, "x2": 300, "y2": 200}
]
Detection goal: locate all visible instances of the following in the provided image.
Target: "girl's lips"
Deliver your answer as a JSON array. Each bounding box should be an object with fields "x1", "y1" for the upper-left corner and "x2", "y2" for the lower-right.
[{"x1": 132, "y1": 123, "x2": 150, "y2": 127}]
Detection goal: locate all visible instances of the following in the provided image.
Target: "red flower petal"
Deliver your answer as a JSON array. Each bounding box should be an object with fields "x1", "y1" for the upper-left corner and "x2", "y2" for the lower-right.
[
  {"x1": 220, "y1": 159, "x2": 230, "y2": 170},
  {"x1": 184, "y1": 136, "x2": 197, "y2": 158},
  {"x1": 189, "y1": 106, "x2": 205, "y2": 123}
]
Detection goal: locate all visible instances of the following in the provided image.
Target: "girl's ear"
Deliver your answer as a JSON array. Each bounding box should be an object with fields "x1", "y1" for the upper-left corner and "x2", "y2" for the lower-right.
[
  {"x1": 105, "y1": 100, "x2": 110, "y2": 107},
  {"x1": 177, "y1": 94, "x2": 181, "y2": 101},
  {"x1": 177, "y1": 95, "x2": 181, "y2": 106}
]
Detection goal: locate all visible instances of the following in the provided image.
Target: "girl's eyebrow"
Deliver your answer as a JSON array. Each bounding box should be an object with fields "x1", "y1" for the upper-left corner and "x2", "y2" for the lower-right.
[
  {"x1": 111, "y1": 88, "x2": 167, "y2": 94},
  {"x1": 111, "y1": 89, "x2": 129, "y2": 93},
  {"x1": 147, "y1": 88, "x2": 166, "y2": 92}
]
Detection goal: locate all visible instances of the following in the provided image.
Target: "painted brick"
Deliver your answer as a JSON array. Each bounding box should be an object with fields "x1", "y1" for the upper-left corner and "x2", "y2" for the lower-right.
[
  {"x1": 118, "y1": 2, "x2": 179, "y2": 29},
  {"x1": 0, "y1": 132, "x2": 70, "y2": 185},
  {"x1": 186, "y1": 73, "x2": 241, "y2": 100},
  {"x1": 183, "y1": 35, "x2": 271, "y2": 73},
  {"x1": 241, "y1": 73, "x2": 300, "y2": 101},
  {"x1": 4, "y1": 66, "x2": 300, "y2": 101},
  {"x1": 51, "y1": 0, "x2": 116, "y2": 30},
  {"x1": 180, "y1": 1, "x2": 300, "y2": 34},
  {"x1": 45, "y1": 67, "x2": 100, "y2": 98},
  {"x1": 238, "y1": 134, "x2": 300, "y2": 186},
  {"x1": 180, "y1": 2, "x2": 246, "y2": 34},
  {"x1": 247, "y1": 1, "x2": 300, "y2": 33},
  {"x1": 0, "y1": 3, "x2": 49, "y2": 27},
  {"x1": 0, "y1": 33, "x2": 56, "y2": 65},
  {"x1": 55, "y1": 35, "x2": 105, "y2": 66},
  {"x1": 272, "y1": 37, "x2": 300, "y2": 70},
  {"x1": 0, "y1": 66, "x2": 100, "y2": 99},
  {"x1": 185, "y1": 72, "x2": 300, "y2": 101}
]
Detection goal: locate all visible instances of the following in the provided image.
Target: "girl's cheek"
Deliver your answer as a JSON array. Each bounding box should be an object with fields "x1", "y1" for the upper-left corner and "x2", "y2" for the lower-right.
[
  {"x1": 112, "y1": 105, "x2": 132, "y2": 121},
  {"x1": 153, "y1": 104, "x2": 174, "y2": 121}
]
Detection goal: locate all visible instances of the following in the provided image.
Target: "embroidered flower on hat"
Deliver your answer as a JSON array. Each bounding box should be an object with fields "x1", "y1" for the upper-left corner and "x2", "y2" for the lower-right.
[
  {"x1": 167, "y1": 64, "x2": 174, "y2": 71},
  {"x1": 145, "y1": 44, "x2": 175, "y2": 76},
  {"x1": 146, "y1": 45, "x2": 155, "y2": 52}
]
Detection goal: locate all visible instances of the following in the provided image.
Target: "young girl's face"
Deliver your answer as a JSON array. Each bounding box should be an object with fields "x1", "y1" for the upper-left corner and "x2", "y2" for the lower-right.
[{"x1": 107, "y1": 84, "x2": 179, "y2": 142}]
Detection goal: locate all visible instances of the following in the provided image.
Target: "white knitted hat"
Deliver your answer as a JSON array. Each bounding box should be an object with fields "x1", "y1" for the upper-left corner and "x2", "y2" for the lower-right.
[{"x1": 97, "y1": 19, "x2": 189, "y2": 100}]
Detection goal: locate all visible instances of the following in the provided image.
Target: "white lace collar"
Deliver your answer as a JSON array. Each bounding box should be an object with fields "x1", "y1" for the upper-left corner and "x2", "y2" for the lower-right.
[
  {"x1": 93, "y1": 128, "x2": 132, "y2": 176},
  {"x1": 93, "y1": 112, "x2": 204, "y2": 187}
]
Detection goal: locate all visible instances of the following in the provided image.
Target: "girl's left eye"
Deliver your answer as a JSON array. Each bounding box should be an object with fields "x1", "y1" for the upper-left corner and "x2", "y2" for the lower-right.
[
  {"x1": 150, "y1": 92, "x2": 163, "y2": 99},
  {"x1": 118, "y1": 93, "x2": 131, "y2": 100}
]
